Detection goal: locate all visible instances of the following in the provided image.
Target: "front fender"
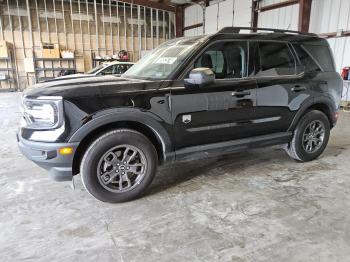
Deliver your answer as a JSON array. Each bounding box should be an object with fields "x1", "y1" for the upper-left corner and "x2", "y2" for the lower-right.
[{"x1": 68, "y1": 108, "x2": 173, "y2": 157}]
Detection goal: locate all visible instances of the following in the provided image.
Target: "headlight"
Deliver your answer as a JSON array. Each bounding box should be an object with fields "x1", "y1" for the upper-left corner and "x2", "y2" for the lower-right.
[{"x1": 21, "y1": 96, "x2": 63, "y2": 129}]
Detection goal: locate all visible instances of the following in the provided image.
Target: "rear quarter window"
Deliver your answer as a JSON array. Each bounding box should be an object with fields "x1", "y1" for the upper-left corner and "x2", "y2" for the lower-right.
[
  {"x1": 301, "y1": 44, "x2": 336, "y2": 72},
  {"x1": 293, "y1": 44, "x2": 321, "y2": 72}
]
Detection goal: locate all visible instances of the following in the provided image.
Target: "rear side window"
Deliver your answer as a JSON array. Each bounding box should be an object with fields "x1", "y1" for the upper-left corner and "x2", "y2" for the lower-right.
[
  {"x1": 256, "y1": 42, "x2": 296, "y2": 77},
  {"x1": 293, "y1": 44, "x2": 321, "y2": 72},
  {"x1": 301, "y1": 44, "x2": 335, "y2": 72}
]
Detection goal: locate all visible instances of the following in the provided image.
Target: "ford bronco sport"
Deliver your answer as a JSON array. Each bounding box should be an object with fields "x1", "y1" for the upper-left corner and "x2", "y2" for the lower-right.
[{"x1": 18, "y1": 27, "x2": 343, "y2": 203}]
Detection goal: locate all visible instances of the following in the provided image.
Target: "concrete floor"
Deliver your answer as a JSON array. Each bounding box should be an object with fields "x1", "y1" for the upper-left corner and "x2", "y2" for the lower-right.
[{"x1": 1, "y1": 92, "x2": 350, "y2": 262}]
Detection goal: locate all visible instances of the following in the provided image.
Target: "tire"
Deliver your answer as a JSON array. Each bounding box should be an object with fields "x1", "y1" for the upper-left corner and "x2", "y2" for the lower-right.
[
  {"x1": 285, "y1": 110, "x2": 330, "y2": 162},
  {"x1": 80, "y1": 129, "x2": 158, "y2": 203}
]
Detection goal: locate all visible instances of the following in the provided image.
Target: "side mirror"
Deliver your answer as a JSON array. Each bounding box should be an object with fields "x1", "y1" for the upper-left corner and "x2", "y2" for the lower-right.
[{"x1": 184, "y1": 68, "x2": 215, "y2": 88}]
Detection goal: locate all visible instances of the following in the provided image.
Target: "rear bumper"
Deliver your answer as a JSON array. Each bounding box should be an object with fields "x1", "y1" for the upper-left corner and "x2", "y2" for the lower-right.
[{"x1": 17, "y1": 133, "x2": 79, "y2": 181}]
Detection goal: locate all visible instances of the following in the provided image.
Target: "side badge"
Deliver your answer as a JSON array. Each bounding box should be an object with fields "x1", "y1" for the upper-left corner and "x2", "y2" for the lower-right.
[{"x1": 182, "y1": 114, "x2": 191, "y2": 124}]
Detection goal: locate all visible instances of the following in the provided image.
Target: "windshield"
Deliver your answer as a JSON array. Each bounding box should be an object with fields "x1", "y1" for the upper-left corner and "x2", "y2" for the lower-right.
[
  {"x1": 86, "y1": 64, "x2": 107, "y2": 74},
  {"x1": 122, "y1": 36, "x2": 205, "y2": 80}
]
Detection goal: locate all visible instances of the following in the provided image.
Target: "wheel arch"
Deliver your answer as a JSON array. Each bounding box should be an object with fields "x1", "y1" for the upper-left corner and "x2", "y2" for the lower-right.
[
  {"x1": 306, "y1": 103, "x2": 333, "y2": 126},
  {"x1": 69, "y1": 111, "x2": 174, "y2": 176},
  {"x1": 288, "y1": 96, "x2": 336, "y2": 132}
]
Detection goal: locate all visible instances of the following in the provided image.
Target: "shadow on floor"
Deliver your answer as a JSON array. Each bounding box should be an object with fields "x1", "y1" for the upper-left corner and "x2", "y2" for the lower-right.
[{"x1": 147, "y1": 146, "x2": 292, "y2": 196}]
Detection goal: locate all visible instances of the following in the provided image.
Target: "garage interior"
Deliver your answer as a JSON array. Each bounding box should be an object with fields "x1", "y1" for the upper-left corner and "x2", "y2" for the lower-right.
[{"x1": 1, "y1": 0, "x2": 350, "y2": 261}]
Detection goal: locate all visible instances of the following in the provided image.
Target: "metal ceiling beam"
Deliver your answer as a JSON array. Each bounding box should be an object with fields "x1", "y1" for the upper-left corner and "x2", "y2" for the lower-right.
[
  {"x1": 183, "y1": 22, "x2": 203, "y2": 31},
  {"x1": 319, "y1": 30, "x2": 350, "y2": 39},
  {"x1": 183, "y1": 0, "x2": 210, "y2": 7},
  {"x1": 259, "y1": 0, "x2": 299, "y2": 12},
  {"x1": 298, "y1": 0, "x2": 312, "y2": 32},
  {"x1": 64, "y1": 0, "x2": 175, "y2": 11},
  {"x1": 116, "y1": 0, "x2": 176, "y2": 12}
]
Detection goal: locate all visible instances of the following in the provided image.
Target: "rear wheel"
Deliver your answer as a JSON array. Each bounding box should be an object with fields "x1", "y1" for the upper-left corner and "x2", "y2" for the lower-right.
[
  {"x1": 285, "y1": 110, "x2": 330, "y2": 162},
  {"x1": 80, "y1": 129, "x2": 158, "y2": 203}
]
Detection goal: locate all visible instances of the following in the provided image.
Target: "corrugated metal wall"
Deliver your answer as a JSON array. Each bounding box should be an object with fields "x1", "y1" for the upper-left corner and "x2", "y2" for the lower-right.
[
  {"x1": 258, "y1": 0, "x2": 350, "y2": 72},
  {"x1": 184, "y1": 0, "x2": 350, "y2": 72},
  {"x1": 184, "y1": 4, "x2": 203, "y2": 36},
  {"x1": 184, "y1": 0, "x2": 250, "y2": 36},
  {"x1": 258, "y1": 4, "x2": 299, "y2": 31},
  {"x1": 310, "y1": 0, "x2": 350, "y2": 33},
  {"x1": 310, "y1": 0, "x2": 350, "y2": 72}
]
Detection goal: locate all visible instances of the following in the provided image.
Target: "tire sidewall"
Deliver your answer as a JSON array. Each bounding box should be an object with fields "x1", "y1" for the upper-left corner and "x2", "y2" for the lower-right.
[
  {"x1": 81, "y1": 130, "x2": 157, "y2": 203},
  {"x1": 294, "y1": 110, "x2": 330, "y2": 161}
]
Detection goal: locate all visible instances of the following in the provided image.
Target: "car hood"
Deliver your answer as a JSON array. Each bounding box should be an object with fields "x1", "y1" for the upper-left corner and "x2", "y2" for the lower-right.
[
  {"x1": 40, "y1": 74, "x2": 94, "y2": 83},
  {"x1": 24, "y1": 75, "x2": 163, "y2": 98},
  {"x1": 52, "y1": 73, "x2": 123, "y2": 82}
]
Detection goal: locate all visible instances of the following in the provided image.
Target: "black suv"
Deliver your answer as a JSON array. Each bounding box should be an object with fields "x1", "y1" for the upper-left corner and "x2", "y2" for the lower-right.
[{"x1": 18, "y1": 27, "x2": 343, "y2": 203}]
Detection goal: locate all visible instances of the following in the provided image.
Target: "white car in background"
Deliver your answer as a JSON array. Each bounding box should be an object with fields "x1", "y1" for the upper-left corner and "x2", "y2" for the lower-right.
[
  {"x1": 86, "y1": 61, "x2": 135, "y2": 76},
  {"x1": 55, "y1": 61, "x2": 135, "y2": 81}
]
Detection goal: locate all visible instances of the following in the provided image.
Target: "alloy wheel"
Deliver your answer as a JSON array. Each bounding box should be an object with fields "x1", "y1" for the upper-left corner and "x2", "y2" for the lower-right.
[
  {"x1": 302, "y1": 120, "x2": 326, "y2": 154},
  {"x1": 97, "y1": 145, "x2": 147, "y2": 193}
]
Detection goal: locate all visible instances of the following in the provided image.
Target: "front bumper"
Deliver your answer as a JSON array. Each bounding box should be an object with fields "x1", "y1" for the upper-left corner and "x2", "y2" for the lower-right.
[{"x1": 17, "y1": 133, "x2": 79, "y2": 181}]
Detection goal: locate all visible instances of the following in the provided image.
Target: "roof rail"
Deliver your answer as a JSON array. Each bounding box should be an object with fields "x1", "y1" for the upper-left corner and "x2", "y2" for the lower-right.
[{"x1": 217, "y1": 27, "x2": 317, "y2": 36}]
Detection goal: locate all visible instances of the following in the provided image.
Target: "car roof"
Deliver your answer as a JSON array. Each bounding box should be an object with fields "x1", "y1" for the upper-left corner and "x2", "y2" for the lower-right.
[
  {"x1": 179, "y1": 27, "x2": 327, "y2": 46},
  {"x1": 210, "y1": 32, "x2": 325, "y2": 45},
  {"x1": 102, "y1": 61, "x2": 135, "y2": 66}
]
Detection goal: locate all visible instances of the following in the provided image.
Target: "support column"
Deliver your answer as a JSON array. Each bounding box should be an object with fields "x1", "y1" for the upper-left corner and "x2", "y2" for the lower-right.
[
  {"x1": 175, "y1": 5, "x2": 184, "y2": 37},
  {"x1": 251, "y1": 0, "x2": 259, "y2": 32},
  {"x1": 299, "y1": 0, "x2": 312, "y2": 32}
]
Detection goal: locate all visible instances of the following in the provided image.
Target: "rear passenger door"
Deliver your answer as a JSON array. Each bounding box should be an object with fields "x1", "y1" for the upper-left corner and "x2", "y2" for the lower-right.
[{"x1": 252, "y1": 41, "x2": 313, "y2": 135}]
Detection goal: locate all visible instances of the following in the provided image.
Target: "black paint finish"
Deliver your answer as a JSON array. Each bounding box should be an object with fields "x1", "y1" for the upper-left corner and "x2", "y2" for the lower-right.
[{"x1": 18, "y1": 31, "x2": 343, "y2": 180}]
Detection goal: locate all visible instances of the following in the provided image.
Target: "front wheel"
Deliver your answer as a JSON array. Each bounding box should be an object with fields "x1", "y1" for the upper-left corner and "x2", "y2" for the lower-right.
[
  {"x1": 80, "y1": 129, "x2": 158, "y2": 203},
  {"x1": 285, "y1": 110, "x2": 330, "y2": 162}
]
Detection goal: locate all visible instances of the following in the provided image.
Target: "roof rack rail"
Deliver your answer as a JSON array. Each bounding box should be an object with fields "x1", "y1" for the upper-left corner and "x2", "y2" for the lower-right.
[{"x1": 217, "y1": 27, "x2": 317, "y2": 36}]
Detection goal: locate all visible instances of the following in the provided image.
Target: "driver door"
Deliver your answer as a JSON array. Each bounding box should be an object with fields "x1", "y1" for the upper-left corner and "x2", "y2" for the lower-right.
[{"x1": 170, "y1": 40, "x2": 258, "y2": 151}]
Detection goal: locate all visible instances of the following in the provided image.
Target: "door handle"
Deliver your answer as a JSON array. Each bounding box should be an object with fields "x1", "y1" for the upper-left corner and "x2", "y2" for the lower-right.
[
  {"x1": 232, "y1": 91, "x2": 251, "y2": 97},
  {"x1": 291, "y1": 86, "x2": 306, "y2": 92}
]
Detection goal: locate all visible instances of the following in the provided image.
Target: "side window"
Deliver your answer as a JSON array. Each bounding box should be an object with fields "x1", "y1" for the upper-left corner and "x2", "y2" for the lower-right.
[
  {"x1": 194, "y1": 41, "x2": 248, "y2": 79},
  {"x1": 293, "y1": 44, "x2": 321, "y2": 73},
  {"x1": 115, "y1": 65, "x2": 124, "y2": 74},
  {"x1": 100, "y1": 65, "x2": 114, "y2": 75},
  {"x1": 302, "y1": 44, "x2": 335, "y2": 72},
  {"x1": 196, "y1": 50, "x2": 225, "y2": 74},
  {"x1": 114, "y1": 65, "x2": 120, "y2": 74},
  {"x1": 257, "y1": 42, "x2": 296, "y2": 76},
  {"x1": 113, "y1": 64, "x2": 130, "y2": 74},
  {"x1": 303, "y1": 44, "x2": 336, "y2": 72}
]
